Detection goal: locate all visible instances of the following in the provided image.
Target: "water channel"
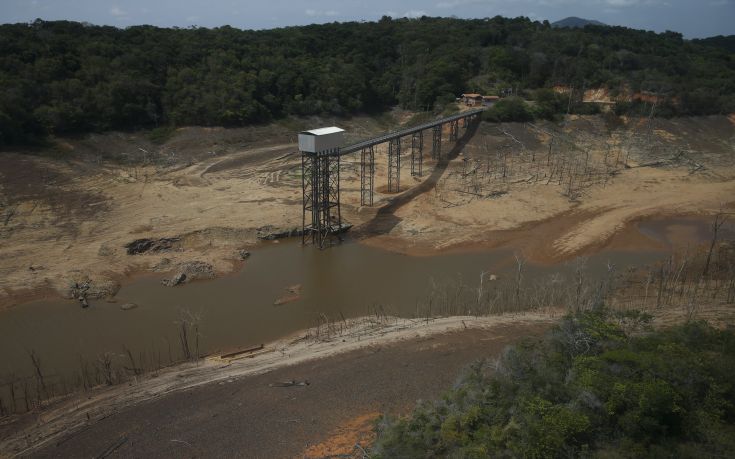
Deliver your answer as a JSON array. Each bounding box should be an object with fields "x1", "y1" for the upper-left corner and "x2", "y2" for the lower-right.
[{"x1": 0, "y1": 216, "x2": 730, "y2": 397}]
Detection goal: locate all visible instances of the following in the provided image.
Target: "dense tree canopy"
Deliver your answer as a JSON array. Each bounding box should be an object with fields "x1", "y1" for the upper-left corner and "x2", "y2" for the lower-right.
[
  {"x1": 372, "y1": 309, "x2": 735, "y2": 457},
  {"x1": 1, "y1": 17, "x2": 733, "y2": 145}
]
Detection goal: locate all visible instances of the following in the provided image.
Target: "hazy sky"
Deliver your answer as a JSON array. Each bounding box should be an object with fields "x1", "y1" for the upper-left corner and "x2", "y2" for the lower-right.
[{"x1": 0, "y1": 0, "x2": 732, "y2": 38}]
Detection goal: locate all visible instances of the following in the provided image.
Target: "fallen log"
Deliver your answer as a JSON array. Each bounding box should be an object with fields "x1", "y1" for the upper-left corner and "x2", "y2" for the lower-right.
[
  {"x1": 269, "y1": 380, "x2": 310, "y2": 388},
  {"x1": 220, "y1": 344, "x2": 264, "y2": 359}
]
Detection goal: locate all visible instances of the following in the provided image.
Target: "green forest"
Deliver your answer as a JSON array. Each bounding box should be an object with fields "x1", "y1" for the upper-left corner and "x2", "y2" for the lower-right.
[
  {"x1": 1, "y1": 16, "x2": 733, "y2": 145},
  {"x1": 372, "y1": 309, "x2": 735, "y2": 458}
]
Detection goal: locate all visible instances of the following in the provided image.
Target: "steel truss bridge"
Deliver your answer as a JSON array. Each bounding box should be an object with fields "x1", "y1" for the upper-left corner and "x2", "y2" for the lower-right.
[{"x1": 301, "y1": 108, "x2": 484, "y2": 248}]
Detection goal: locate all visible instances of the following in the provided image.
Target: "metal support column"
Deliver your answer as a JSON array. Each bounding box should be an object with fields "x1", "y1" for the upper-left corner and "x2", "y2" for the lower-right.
[
  {"x1": 432, "y1": 125, "x2": 442, "y2": 159},
  {"x1": 301, "y1": 153, "x2": 313, "y2": 246},
  {"x1": 301, "y1": 149, "x2": 341, "y2": 249},
  {"x1": 411, "y1": 131, "x2": 423, "y2": 177},
  {"x1": 388, "y1": 137, "x2": 401, "y2": 193},
  {"x1": 360, "y1": 146, "x2": 374, "y2": 206},
  {"x1": 449, "y1": 119, "x2": 459, "y2": 141},
  {"x1": 461, "y1": 116, "x2": 468, "y2": 129}
]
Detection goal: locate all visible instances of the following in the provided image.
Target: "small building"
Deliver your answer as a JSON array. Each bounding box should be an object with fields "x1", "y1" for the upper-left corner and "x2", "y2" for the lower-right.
[
  {"x1": 298, "y1": 126, "x2": 345, "y2": 154},
  {"x1": 461, "y1": 93, "x2": 483, "y2": 106},
  {"x1": 461, "y1": 93, "x2": 501, "y2": 106},
  {"x1": 630, "y1": 91, "x2": 664, "y2": 105},
  {"x1": 482, "y1": 95, "x2": 500, "y2": 107}
]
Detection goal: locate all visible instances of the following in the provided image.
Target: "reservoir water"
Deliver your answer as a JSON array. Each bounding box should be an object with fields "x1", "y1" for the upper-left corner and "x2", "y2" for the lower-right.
[{"x1": 0, "y1": 216, "x2": 729, "y2": 401}]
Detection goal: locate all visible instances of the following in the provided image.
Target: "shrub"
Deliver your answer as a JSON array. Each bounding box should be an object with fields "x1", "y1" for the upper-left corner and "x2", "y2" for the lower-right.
[
  {"x1": 532, "y1": 88, "x2": 567, "y2": 119},
  {"x1": 482, "y1": 96, "x2": 533, "y2": 122},
  {"x1": 371, "y1": 309, "x2": 735, "y2": 458}
]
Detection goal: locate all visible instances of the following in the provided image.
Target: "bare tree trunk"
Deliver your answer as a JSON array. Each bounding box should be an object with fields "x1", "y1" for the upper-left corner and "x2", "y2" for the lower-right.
[
  {"x1": 514, "y1": 254, "x2": 525, "y2": 309},
  {"x1": 29, "y1": 350, "x2": 46, "y2": 404},
  {"x1": 703, "y1": 213, "x2": 727, "y2": 278}
]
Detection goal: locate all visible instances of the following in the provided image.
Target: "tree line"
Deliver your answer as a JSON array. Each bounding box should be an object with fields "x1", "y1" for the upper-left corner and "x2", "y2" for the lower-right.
[{"x1": 1, "y1": 16, "x2": 733, "y2": 145}]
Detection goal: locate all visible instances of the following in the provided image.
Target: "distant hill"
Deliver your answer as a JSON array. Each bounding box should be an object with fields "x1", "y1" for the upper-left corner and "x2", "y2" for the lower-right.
[
  {"x1": 552, "y1": 17, "x2": 606, "y2": 28},
  {"x1": 693, "y1": 35, "x2": 735, "y2": 53}
]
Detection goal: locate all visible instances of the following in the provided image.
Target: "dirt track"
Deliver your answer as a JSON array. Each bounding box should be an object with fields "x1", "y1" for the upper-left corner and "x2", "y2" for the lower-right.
[{"x1": 0, "y1": 113, "x2": 733, "y2": 307}]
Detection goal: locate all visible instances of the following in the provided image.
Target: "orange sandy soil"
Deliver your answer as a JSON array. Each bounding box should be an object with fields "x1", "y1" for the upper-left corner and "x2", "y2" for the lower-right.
[
  {"x1": 0, "y1": 112, "x2": 733, "y2": 308},
  {"x1": 302, "y1": 412, "x2": 379, "y2": 458}
]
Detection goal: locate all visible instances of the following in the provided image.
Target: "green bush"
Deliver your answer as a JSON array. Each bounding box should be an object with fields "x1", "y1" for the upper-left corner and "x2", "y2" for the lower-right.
[
  {"x1": 372, "y1": 309, "x2": 735, "y2": 458},
  {"x1": 532, "y1": 88, "x2": 567, "y2": 120},
  {"x1": 147, "y1": 125, "x2": 176, "y2": 145},
  {"x1": 482, "y1": 97, "x2": 534, "y2": 122}
]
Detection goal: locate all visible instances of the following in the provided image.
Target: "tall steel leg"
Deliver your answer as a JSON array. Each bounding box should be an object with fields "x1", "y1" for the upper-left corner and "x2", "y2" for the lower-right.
[
  {"x1": 388, "y1": 138, "x2": 401, "y2": 193},
  {"x1": 432, "y1": 125, "x2": 441, "y2": 159},
  {"x1": 302, "y1": 149, "x2": 341, "y2": 248},
  {"x1": 360, "y1": 146, "x2": 374, "y2": 206},
  {"x1": 449, "y1": 120, "x2": 459, "y2": 141},
  {"x1": 301, "y1": 153, "x2": 313, "y2": 245},
  {"x1": 411, "y1": 131, "x2": 423, "y2": 177}
]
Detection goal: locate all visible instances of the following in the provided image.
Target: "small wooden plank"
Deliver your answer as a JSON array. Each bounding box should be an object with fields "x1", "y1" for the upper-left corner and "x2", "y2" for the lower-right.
[{"x1": 220, "y1": 344, "x2": 264, "y2": 359}]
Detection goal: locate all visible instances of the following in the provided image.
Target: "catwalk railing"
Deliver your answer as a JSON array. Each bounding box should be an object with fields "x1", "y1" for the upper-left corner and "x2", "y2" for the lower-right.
[
  {"x1": 339, "y1": 108, "x2": 485, "y2": 155},
  {"x1": 302, "y1": 108, "x2": 484, "y2": 248}
]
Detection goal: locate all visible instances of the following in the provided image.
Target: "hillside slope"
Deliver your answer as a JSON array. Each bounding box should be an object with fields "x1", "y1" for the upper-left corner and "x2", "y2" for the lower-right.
[{"x1": 552, "y1": 16, "x2": 606, "y2": 28}]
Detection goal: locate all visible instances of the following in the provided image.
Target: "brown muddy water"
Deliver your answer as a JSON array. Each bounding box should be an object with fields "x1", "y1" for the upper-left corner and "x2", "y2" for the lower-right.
[{"x1": 0, "y1": 216, "x2": 730, "y2": 404}]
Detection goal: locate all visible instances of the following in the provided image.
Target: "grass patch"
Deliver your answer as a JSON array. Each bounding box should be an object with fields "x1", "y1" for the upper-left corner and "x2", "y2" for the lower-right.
[
  {"x1": 276, "y1": 116, "x2": 309, "y2": 132},
  {"x1": 147, "y1": 126, "x2": 177, "y2": 145},
  {"x1": 374, "y1": 111, "x2": 398, "y2": 130},
  {"x1": 403, "y1": 111, "x2": 436, "y2": 128},
  {"x1": 440, "y1": 103, "x2": 461, "y2": 117}
]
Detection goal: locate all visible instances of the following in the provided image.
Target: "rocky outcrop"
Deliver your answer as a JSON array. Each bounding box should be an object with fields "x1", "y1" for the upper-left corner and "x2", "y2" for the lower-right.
[
  {"x1": 256, "y1": 224, "x2": 352, "y2": 241},
  {"x1": 67, "y1": 278, "x2": 121, "y2": 308},
  {"x1": 181, "y1": 261, "x2": 215, "y2": 280},
  {"x1": 125, "y1": 237, "x2": 181, "y2": 255},
  {"x1": 161, "y1": 273, "x2": 187, "y2": 287},
  {"x1": 256, "y1": 226, "x2": 303, "y2": 241},
  {"x1": 161, "y1": 261, "x2": 215, "y2": 287}
]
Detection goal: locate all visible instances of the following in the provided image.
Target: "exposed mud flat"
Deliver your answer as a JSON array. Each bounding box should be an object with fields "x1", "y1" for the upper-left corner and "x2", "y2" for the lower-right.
[
  {"x1": 1, "y1": 114, "x2": 733, "y2": 309},
  {"x1": 355, "y1": 115, "x2": 735, "y2": 261}
]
